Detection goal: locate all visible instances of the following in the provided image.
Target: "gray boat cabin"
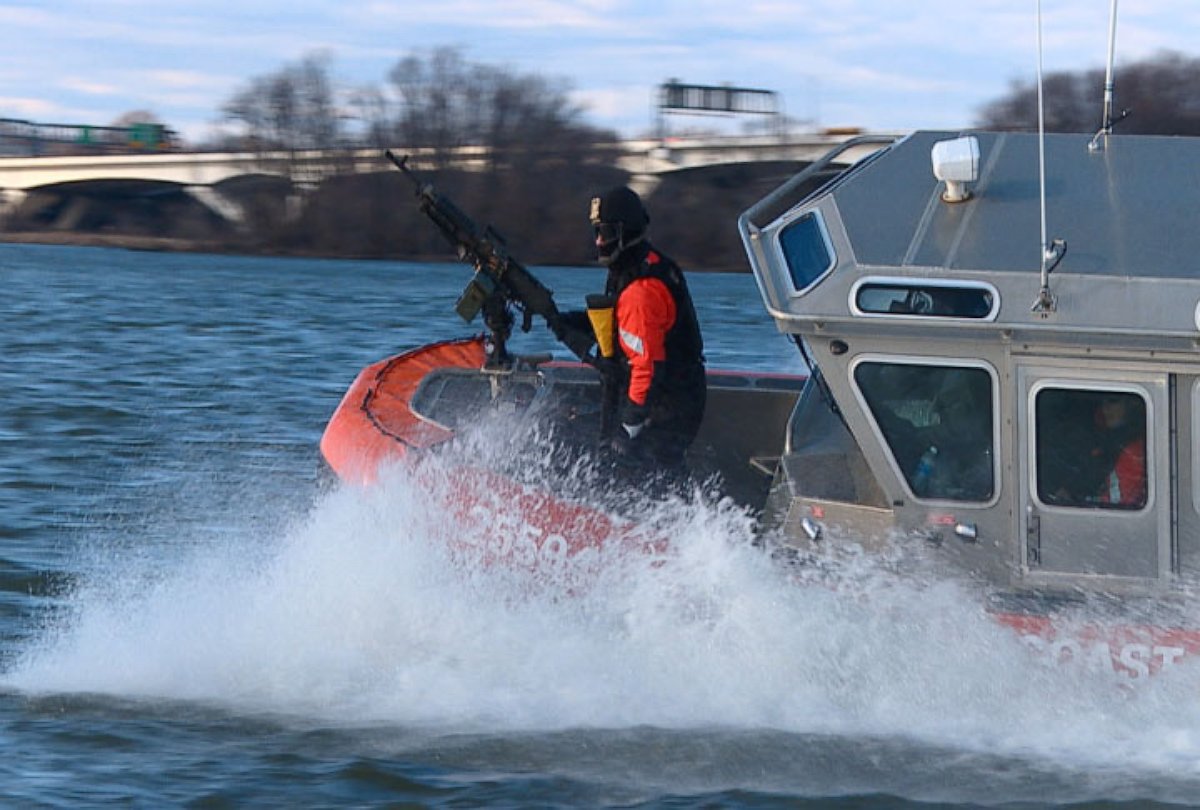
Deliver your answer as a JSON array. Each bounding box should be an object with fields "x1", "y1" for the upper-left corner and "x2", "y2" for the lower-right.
[{"x1": 739, "y1": 129, "x2": 1200, "y2": 598}]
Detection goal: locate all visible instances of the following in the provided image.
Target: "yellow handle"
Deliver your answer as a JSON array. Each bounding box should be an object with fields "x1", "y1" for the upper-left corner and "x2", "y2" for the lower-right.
[{"x1": 585, "y1": 294, "x2": 616, "y2": 358}]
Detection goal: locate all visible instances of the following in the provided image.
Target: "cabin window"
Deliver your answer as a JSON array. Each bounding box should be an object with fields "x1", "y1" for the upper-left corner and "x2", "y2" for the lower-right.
[
  {"x1": 854, "y1": 361, "x2": 995, "y2": 501},
  {"x1": 854, "y1": 281, "x2": 996, "y2": 319},
  {"x1": 1034, "y1": 388, "x2": 1148, "y2": 511},
  {"x1": 777, "y1": 211, "x2": 834, "y2": 293}
]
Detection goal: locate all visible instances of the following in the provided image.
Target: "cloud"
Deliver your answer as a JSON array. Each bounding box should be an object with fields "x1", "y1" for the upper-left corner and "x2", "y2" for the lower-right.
[
  {"x1": 59, "y1": 78, "x2": 120, "y2": 97},
  {"x1": 0, "y1": 0, "x2": 1197, "y2": 141},
  {"x1": 0, "y1": 6, "x2": 58, "y2": 29},
  {"x1": 570, "y1": 86, "x2": 649, "y2": 133},
  {"x1": 0, "y1": 96, "x2": 61, "y2": 118},
  {"x1": 359, "y1": 0, "x2": 615, "y2": 30},
  {"x1": 145, "y1": 70, "x2": 226, "y2": 90}
]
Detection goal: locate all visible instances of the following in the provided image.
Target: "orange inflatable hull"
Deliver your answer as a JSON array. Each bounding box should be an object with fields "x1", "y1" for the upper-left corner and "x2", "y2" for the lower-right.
[{"x1": 320, "y1": 336, "x2": 488, "y2": 485}]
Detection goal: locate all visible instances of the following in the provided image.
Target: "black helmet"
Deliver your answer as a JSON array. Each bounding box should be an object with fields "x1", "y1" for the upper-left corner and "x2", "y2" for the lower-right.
[{"x1": 590, "y1": 186, "x2": 649, "y2": 265}]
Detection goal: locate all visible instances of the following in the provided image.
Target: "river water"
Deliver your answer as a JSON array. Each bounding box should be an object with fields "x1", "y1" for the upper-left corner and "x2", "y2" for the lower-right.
[{"x1": 4, "y1": 242, "x2": 1200, "y2": 807}]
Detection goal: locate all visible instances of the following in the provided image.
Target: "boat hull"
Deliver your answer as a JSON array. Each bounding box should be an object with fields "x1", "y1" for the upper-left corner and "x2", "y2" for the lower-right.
[{"x1": 321, "y1": 337, "x2": 488, "y2": 485}]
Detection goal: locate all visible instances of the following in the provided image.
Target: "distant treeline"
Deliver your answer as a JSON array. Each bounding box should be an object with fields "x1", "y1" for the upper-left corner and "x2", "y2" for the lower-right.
[
  {"x1": 6, "y1": 49, "x2": 1200, "y2": 270},
  {"x1": 977, "y1": 51, "x2": 1200, "y2": 135},
  {"x1": 213, "y1": 47, "x2": 812, "y2": 271}
]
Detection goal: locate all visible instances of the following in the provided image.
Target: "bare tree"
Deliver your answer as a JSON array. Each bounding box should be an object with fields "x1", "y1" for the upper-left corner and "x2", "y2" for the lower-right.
[
  {"x1": 347, "y1": 85, "x2": 392, "y2": 149},
  {"x1": 386, "y1": 47, "x2": 614, "y2": 169},
  {"x1": 222, "y1": 51, "x2": 341, "y2": 150},
  {"x1": 218, "y1": 51, "x2": 350, "y2": 246},
  {"x1": 388, "y1": 46, "x2": 474, "y2": 166},
  {"x1": 109, "y1": 110, "x2": 160, "y2": 128}
]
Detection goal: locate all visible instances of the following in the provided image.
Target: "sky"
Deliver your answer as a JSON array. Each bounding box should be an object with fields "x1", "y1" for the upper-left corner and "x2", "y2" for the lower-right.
[{"x1": 2, "y1": 1, "x2": 1199, "y2": 145}]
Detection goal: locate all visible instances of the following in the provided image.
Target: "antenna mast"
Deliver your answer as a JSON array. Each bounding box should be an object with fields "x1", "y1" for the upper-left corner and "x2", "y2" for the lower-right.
[
  {"x1": 1089, "y1": 0, "x2": 1123, "y2": 152},
  {"x1": 1032, "y1": 0, "x2": 1065, "y2": 315}
]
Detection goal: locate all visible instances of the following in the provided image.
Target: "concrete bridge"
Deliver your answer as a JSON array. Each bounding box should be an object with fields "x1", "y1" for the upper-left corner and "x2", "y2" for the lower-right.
[{"x1": 0, "y1": 132, "x2": 898, "y2": 224}]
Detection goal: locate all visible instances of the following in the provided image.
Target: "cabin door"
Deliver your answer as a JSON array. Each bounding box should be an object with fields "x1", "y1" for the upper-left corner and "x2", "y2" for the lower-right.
[{"x1": 1017, "y1": 367, "x2": 1171, "y2": 581}]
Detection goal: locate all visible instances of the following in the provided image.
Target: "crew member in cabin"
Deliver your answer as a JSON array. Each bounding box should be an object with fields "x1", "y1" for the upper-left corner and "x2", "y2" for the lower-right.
[
  {"x1": 1042, "y1": 391, "x2": 1147, "y2": 509},
  {"x1": 1091, "y1": 394, "x2": 1147, "y2": 508},
  {"x1": 570, "y1": 186, "x2": 706, "y2": 471}
]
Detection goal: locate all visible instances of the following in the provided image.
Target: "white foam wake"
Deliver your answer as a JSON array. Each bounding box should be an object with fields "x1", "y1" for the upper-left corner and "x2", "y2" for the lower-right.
[{"x1": 8, "y1": 448, "x2": 1200, "y2": 777}]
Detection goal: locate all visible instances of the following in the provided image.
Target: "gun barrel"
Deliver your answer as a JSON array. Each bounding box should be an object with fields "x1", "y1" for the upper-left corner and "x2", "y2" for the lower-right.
[{"x1": 384, "y1": 149, "x2": 407, "y2": 172}]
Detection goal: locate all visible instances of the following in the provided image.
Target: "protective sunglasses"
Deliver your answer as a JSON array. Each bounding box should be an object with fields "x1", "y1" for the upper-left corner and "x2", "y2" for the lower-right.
[{"x1": 593, "y1": 222, "x2": 621, "y2": 241}]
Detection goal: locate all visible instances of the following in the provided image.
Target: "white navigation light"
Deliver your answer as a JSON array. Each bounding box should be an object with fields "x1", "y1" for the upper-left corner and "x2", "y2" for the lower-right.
[{"x1": 931, "y1": 135, "x2": 980, "y2": 202}]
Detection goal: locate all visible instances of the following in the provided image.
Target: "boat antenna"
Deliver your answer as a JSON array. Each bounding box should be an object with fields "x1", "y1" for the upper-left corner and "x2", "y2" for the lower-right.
[
  {"x1": 1088, "y1": 0, "x2": 1129, "y2": 152},
  {"x1": 1032, "y1": 0, "x2": 1065, "y2": 315}
]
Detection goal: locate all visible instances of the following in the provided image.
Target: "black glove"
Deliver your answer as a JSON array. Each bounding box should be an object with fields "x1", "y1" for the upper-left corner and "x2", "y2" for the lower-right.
[{"x1": 619, "y1": 400, "x2": 649, "y2": 439}]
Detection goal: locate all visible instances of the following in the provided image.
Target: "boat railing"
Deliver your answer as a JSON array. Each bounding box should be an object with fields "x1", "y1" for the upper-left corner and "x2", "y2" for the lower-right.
[
  {"x1": 737, "y1": 133, "x2": 900, "y2": 235},
  {"x1": 738, "y1": 134, "x2": 901, "y2": 322}
]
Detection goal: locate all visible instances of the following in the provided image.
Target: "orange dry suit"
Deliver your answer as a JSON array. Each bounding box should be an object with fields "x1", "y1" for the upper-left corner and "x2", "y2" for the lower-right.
[
  {"x1": 1098, "y1": 436, "x2": 1147, "y2": 508},
  {"x1": 606, "y1": 243, "x2": 706, "y2": 467}
]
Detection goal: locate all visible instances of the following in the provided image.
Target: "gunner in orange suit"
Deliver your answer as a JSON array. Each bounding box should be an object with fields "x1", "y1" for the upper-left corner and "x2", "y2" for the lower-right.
[{"x1": 588, "y1": 186, "x2": 706, "y2": 470}]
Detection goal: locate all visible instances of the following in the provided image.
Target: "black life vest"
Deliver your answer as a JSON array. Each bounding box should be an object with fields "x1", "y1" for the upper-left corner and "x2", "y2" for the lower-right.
[{"x1": 607, "y1": 244, "x2": 706, "y2": 434}]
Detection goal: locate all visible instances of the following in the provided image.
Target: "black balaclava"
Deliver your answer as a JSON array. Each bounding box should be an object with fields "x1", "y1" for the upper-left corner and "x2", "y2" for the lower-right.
[{"x1": 590, "y1": 186, "x2": 649, "y2": 267}]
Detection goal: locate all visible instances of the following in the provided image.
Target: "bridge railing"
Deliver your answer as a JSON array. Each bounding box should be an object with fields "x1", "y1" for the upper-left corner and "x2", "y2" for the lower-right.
[{"x1": 0, "y1": 118, "x2": 179, "y2": 157}]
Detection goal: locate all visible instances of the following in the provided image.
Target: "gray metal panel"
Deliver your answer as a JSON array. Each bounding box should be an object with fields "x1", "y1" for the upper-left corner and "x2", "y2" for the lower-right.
[
  {"x1": 833, "y1": 131, "x2": 952, "y2": 270},
  {"x1": 835, "y1": 130, "x2": 1200, "y2": 280},
  {"x1": 1044, "y1": 135, "x2": 1200, "y2": 278}
]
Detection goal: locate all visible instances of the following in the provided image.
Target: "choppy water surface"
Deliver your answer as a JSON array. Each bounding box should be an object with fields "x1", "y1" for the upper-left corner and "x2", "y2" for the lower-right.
[{"x1": 4, "y1": 243, "x2": 1200, "y2": 807}]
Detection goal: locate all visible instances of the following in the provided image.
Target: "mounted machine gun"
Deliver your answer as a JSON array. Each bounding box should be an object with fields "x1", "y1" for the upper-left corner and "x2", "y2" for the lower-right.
[{"x1": 386, "y1": 150, "x2": 595, "y2": 368}]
